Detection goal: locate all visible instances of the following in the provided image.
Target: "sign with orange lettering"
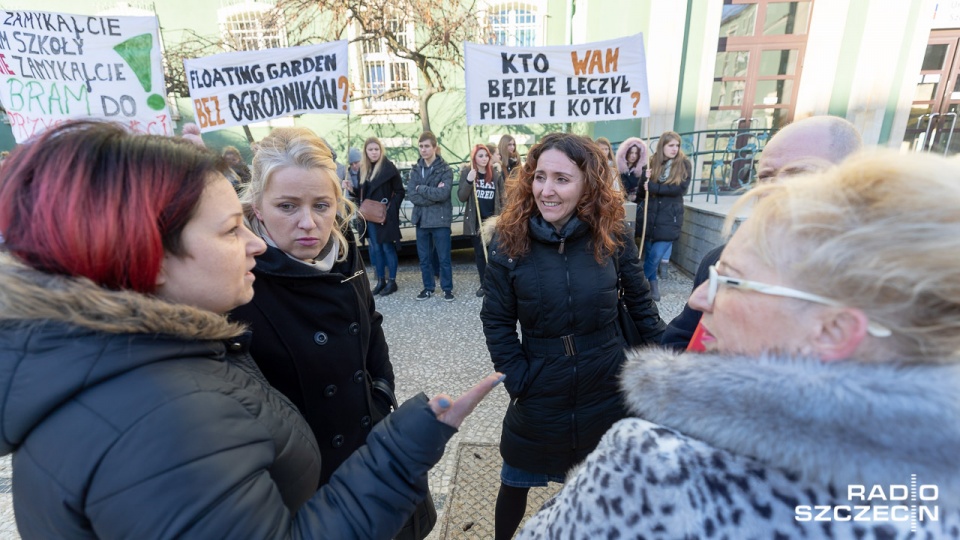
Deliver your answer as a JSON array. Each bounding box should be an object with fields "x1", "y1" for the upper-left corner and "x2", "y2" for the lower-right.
[
  {"x1": 184, "y1": 41, "x2": 348, "y2": 132},
  {"x1": 0, "y1": 10, "x2": 171, "y2": 142},
  {"x1": 464, "y1": 34, "x2": 649, "y2": 125}
]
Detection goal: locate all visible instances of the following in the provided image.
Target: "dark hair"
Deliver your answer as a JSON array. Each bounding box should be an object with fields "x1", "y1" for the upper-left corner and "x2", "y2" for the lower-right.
[
  {"x1": 496, "y1": 132, "x2": 625, "y2": 263},
  {"x1": 0, "y1": 120, "x2": 226, "y2": 293}
]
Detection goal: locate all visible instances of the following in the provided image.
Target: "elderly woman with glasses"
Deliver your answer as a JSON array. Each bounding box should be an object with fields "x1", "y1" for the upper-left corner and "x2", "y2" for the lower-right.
[{"x1": 516, "y1": 151, "x2": 960, "y2": 538}]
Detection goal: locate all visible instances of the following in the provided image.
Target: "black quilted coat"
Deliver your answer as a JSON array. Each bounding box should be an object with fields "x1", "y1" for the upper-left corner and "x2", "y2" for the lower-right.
[{"x1": 481, "y1": 216, "x2": 664, "y2": 475}]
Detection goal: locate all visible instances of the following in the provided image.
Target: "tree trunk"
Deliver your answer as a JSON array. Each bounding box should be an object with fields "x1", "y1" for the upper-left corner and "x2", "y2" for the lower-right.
[{"x1": 419, "y1": 87, "x2": 438, "y2": 133}]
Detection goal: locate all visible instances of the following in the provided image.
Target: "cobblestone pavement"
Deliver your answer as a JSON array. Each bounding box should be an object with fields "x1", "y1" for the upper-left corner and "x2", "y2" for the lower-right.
[{"x1": 0, "y1": 248, "x2": 693, "y2": 539}]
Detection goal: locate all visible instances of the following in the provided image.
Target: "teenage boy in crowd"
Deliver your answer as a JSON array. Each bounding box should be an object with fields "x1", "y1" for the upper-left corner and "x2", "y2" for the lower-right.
[{"x1": 406, "y1": 132, "x2": 455, "y2": 301}]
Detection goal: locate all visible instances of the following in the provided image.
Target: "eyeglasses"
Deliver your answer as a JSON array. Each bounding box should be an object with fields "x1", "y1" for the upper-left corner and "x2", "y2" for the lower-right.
[{"x1": 706, "y1": 266, "x2": 892, "y2": 338}]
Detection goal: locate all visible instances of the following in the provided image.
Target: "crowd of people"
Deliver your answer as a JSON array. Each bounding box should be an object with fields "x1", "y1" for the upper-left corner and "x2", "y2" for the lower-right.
[{"x1": 0, "y1": 115, "x2": 957, "y2": 539}]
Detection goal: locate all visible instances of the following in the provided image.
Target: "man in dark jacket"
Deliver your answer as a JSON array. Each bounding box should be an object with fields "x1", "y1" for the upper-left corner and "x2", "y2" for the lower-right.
[
  {"x1": 406, "y1": 131, "x2": 455, "y2": 301},
  {"x1": 661, "y1": 115, "x2": 863, "y2": 349}
]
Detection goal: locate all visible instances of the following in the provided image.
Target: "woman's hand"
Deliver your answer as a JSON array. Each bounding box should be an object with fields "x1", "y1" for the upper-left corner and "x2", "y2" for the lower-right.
[
  {"x1": 644, "y1": 180, "x2": 650, "y2": 191},
  {"x1": 467, "y1": 168, "x2": 477, "y2": 184},
  {"x1": 429, "y1": 372, "x2": 505, "y2": 429}
]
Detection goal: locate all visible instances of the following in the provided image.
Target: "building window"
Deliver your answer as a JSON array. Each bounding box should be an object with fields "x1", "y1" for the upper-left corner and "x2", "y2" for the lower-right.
[
  {"x1": 218, "y1": 1, "x2": 287, "y2": 52},
  {"x1": 483, "y1": 2, "x2": 543, "y2": 47},
  {"x1": 353, "y1": 13, "x2": 418, "y2": 114}
]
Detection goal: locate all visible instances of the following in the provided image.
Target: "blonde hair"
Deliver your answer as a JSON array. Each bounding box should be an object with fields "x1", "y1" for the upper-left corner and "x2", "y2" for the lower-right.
[
  {"x1": 241, "y1": 127, "x2": 355, "y2": 262},
  {"x1": 359, "y1": 137, "x2": 385, "y2": 184},
  {"x1": 726, "y1": 151, "x2": 960, "y2": 363}
]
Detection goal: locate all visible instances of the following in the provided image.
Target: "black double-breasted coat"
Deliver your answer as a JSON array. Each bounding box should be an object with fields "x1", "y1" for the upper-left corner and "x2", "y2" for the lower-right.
[{"x1": 230, "y1": 232, "x2": 395, "y2": 486}]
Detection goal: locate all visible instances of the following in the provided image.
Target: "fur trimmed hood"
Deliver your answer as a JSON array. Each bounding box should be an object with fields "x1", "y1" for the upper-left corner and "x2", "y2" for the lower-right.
[
  {"x1": 615, "y1": 137, "x2": 648, "y2": 175},
  {"x1": 0, "y1": 252, "x2": 247, "y2": 454},
  {"x1": 620, "y1": 347, "x2": 960, "y2": 504},
  {"x1": 0, "y1": 252, "x2": 244, "y2": 340}
]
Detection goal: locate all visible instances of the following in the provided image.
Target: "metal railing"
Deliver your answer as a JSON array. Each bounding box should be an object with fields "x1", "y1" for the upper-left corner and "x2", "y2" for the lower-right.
[{"x1": 612, "y1": 127, "x2": 773, "y2": 204}]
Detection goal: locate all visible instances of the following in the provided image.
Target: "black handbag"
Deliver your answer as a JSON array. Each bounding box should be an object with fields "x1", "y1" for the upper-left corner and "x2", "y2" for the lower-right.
[
  {"x1": 613, "y1": 254, "x2": 646, "y2": 348},
  {"x1": 371, "y1": 380, "x2": 438, "y2": 540}
]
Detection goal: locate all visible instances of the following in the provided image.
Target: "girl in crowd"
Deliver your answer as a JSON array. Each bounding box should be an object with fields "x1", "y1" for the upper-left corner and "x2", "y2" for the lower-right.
[
  {"x1": 458, "y1": 144, "x2": 505, "y2": 297},
  {"x1": 498, "y1": 134, "x2": 521, "y2": 179},
  {"x1": 481, "y1": 133, "x2": 665, "y2": 540},
  {"x1": 231, "y1": 127, "x2": 397, "y2": 487},
  {"x1": 636, "y1": 131, "x2": 691, "y2": 301},
  {"x1": 518, "y1": 151, "x2": 960, "y2": 538},
  {"x1": 615, "y1": 137, "x2": 648, "y2": 202},
  {"x1": 357, "y1": 136, "x2": 405, "y2": 296},
  {"x1": 0, "y1": 120, "x2": 499, "y2": 539},
  {"x1": 595, "y1": 137, "x2": 623, "y2": 193}
]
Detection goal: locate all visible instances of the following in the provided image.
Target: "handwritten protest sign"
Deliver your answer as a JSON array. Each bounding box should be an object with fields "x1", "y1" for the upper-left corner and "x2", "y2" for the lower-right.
[
  {"x1": 0, "y1": 10, "x2": 171, "y2": 143},
  {"x1": 465, "y1": 34, "x2": 649, "y2": 126},
  {"x1": 184, "y1": 42, "x2": 348, "y2": 132}
]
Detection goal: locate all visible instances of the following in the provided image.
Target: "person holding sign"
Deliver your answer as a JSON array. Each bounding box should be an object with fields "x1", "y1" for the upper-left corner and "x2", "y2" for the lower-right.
[
  {"x1": 480, "y1": 133, "x2": 664, "y2": 540},
  {"x1": 498, "y1": 134, "x2": 522, "y2": 179},
  {"x1": 615, "y1": 137, "x2": 648, "y2": 202},
  {"x1": 458, "y1": 144, "x2": 505, "y2": 297},
  {"x1": 0, "y1": 120, "x2": 502, "y2": 539},
  {"x1": 636, "y1": 131, "x2": 691, "y2": 302},
  {"x1": 358, "y1": 137, "x2": 405, "y2": 297},
  {"x1": 407, "y1": 132, "x2": 455, "y2": 301}
]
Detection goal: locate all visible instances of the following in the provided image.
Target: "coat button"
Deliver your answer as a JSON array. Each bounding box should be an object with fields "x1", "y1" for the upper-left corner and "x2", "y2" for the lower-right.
[
  {"x1": 331, "y1": 434, "x2": 344, "y2": 448},
  {"x1": 313, "y1": 332, "x2": 328, "y2": 345},
  {"x1": 228, "y1": 342, "x2": 242, "y2": 352},
  {"x1": 324, "y1": 384, "x2": 337, "y2": 397},
  {"x1": 360, "y1": 416, "x2": 371, "y2": 428},
  {"x1": 348, "y1": 322, "x2": 360, "y2": 335},
  {"x1": 491, "y1": 250, "x2": 496, "y2": 255},
  {"x1": 508, "y1": 258, "x2": 513, "y2": 263},
  {"x1": 353, "y1": 370, "x2": 365, "y2": 383}
]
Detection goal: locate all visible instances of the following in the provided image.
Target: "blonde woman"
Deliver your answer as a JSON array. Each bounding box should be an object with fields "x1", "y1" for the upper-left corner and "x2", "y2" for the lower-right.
[
  {"x1": 232, "y1": 127, "x2": 398, "y2": 488},
  {"x1": 358, "y1": 136, "x2": 405, "y2": 296}
]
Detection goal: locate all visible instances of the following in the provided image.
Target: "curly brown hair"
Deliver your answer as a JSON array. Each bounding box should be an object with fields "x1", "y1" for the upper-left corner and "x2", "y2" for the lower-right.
[{"x1": 495, "y1": 133, "x2": 625, "y2": 264}]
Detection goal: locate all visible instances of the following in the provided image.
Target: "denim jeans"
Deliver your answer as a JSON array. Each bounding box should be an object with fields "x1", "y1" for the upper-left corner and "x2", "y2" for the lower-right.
[
  {"x1": 643, "y1": 241, "x2": 673, "y2": 282},
  {"x1": 367, "y1": 223, "x2": 398, "y2": 279},
  {"x1": 416, "y1": 226, "x2": 452, "y2": 292}
]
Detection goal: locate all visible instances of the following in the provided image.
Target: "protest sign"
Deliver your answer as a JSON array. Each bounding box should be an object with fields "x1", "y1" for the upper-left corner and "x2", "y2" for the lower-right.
[
  {"x1": 183, "y1": 42, "x2": 348, "y2": 132},
  {"x1": 0, "y1": 10, "x2": 171, "y2": 142},
  {"x1": 465, "y1": 33, "x2": 649, "y2": 126}
]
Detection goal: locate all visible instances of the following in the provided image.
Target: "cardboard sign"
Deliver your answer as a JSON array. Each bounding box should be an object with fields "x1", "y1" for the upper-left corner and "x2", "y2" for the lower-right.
[
  {"x1": 465, "y1": 33, "x2": 650, "y2": 126},
  {"x1": 0, "y1": 10, "x2": 171, "y2": 142},
  {"x1": 183, "y1": 41, "x2": 349, "y2": 132}
]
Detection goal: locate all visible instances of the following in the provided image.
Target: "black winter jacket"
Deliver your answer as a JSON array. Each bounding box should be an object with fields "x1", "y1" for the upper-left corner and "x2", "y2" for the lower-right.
[
  {"x1": 230, "y1": 233, "x2": 396, "y2": 486},
  {"x1": 0, "y1": 254, "x2": 454, "y2": 539},
  {"x1": 480, "y1": 216, "x2": 664, "y2": 475},
  {"x1": 359, "y1": 158, "x2": 406, "y2": 243},
  {"x1": 636, "y1": 158, "x2": 691, "y2": 242}
]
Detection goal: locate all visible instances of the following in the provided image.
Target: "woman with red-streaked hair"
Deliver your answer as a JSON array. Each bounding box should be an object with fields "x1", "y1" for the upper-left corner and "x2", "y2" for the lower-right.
[
  {"x1": 479, "y1": 132, "x2": 665, "y2": 539},
  {"x1": 0, "y1": 120, "x2": 500, "y2": 539},
  {"x1": 458, "y1": 143, "x2": 505, "y2": 297}
]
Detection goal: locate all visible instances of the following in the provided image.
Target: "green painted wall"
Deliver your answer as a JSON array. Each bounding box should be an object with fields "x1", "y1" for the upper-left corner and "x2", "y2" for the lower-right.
[
  {"x1": 827, "y1": 1, "x2": 869, "y2": 117},
  {"x1": 675, "y1": 0, "x2": 707, "y2": 133},
  {"x1": 879, "y1": 0, "x2": 926, "y2": 144}
]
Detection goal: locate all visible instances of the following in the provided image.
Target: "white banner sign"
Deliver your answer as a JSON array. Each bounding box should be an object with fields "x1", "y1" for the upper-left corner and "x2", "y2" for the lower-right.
[
  {"x1": 0, "y1": 10, "x2": 171, "y2": 143},
  {"x1": 184, "y1": 42, "x2": 349, "y2": 132},
  {"x1": 465, "y1": 33, "x2": 650, "y2": 126}
]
